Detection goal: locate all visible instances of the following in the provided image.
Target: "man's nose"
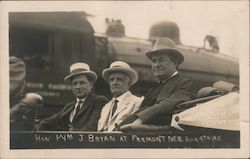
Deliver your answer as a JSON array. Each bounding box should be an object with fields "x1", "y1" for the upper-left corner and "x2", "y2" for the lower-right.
[
  {"x1": 111, "y1": 78, "x2": 118, "y2": 84},
  {"x1": 154, "y1": 60, "x2": 161, "y2": 67},
  {"x1": 75, "y1": 83, "x2": 81, "y2": 88}
]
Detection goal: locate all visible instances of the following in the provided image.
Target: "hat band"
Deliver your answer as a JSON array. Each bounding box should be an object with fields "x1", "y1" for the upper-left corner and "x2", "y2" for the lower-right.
[
  {"x1": 70, "y1": 68, "x2": 88, "y2": 74},
  {"x1": 111, "y1": 65, "x2": 131, "y2": 69},
  {"x1": 112, "y1": 65, "x2": 122, "y2": 68}
]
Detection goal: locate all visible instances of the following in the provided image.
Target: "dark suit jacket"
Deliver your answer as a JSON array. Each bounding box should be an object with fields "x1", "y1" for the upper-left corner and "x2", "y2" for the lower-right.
[
  {"x1": 37, "y1": 93, "x2": 108, "y2": 131},
  {"x1": 119, "y1": 74, "x2": 196, "y2": 126}
]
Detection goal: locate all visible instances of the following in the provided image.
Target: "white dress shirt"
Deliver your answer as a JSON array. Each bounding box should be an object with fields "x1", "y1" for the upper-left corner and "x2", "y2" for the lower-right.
[
  {"x1": 160, "y1": 71, "x2": 178, "y2": 83},
  {"x1": 69, "y1": 98, "x2": 86, "y2": 122}
]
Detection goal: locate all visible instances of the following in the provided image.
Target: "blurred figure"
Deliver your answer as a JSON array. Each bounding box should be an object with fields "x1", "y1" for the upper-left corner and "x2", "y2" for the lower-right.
[
  {"x1": 119, "y1": 38, "x2": 196, "y2": 131},
  {"x1": 10, "y1": 93, "x2": 43, "y2": 131},
  {"x1": 36, "y1": 63, "x2": 108, "y2": 131},
  {"x1": 203, "y1": 35, "x2": 219, "y2": 52},
  {"x1": 10, "y1": 56, "x2": 26, "y2": 100},
  {"x1": 98, "y1": 61, "x2": 144, "y2": 131},
  {"x1": 10, "y1": 56, "x2": 43, "y2": 131},
  {"x1": 105, "y1": 18, "x2": 125, "y2": 37}
]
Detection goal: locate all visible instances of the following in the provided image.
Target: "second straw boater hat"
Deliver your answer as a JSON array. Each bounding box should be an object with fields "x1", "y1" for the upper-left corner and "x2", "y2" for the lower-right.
[
  {"x1": 102, "y1": 61, "x2": 138, "y2": 86},
  {"x1": 64, "y1": 62, "x2": 97, "y2": 82},
  {"x1": 145, "y1": 38, "x2": 184, "y2": 65}
]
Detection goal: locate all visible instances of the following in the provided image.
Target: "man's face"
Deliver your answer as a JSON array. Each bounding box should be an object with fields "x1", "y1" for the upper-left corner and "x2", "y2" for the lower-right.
[
  {"x1": 151, "y1": 54, "x2": 177, "y2": 81},
  {"x1": 71, "y1": 74, "x2": 93, "y2": 99},
  {"x1": 108, "y1": 72, "x2": 130, "y2": 98}
]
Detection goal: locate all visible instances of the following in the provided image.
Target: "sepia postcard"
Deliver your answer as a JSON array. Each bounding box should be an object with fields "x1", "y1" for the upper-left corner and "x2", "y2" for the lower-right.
[{"x1": 0, "y1": 1, "x2": 249, "y2": 158}]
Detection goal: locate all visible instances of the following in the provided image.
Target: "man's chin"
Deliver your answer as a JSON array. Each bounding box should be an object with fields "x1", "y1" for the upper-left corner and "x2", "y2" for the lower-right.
[
  {"x1": 154, "y1": 73, "x2": 164, "y2": 78},
  {"x1": 76, "y1": 94, "x2": 87, "y2": 99},
  {"x1": 111, "y1": 90, "x2": 123, "y2": 97},
  {"x1": 154, "y1": 74, "x2": 168, "y2": 80}
]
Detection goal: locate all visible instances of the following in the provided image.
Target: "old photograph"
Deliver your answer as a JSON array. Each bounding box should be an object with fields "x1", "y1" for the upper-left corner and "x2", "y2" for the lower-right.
[{"x1": 0, "y1": 1, "x2": 249, "y2": 158}]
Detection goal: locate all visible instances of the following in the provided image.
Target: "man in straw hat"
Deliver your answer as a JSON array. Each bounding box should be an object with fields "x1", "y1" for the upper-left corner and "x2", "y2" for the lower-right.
[
  {"x1": 119, "y1": 38, "x2": 196, "y2": 131},
  {"x1": 97, "y1": 61, "x2": 144, "y2": 131},
  {"x1": 36, "y1": 63, "x2": 108, "y2": 131}
]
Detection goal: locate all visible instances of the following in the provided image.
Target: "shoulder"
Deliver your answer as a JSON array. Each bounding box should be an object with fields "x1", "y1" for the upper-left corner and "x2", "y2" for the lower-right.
[
  {"x1": 100, "y1": 100, "x2": 112, "y2": 111},
  {"x1": 128, "y1": 92, "x2": 144, "y2": 102},
  {"x1": 91, "y1": 93, "x2": 109, "y2": 105},
  {"x1": 174, "y1": 74, "x2": 197, "y2": 93},
  {"x1": 131, "y1": 94, "x2": 142, "y2": 100},
  {"x1": 63, "y1": 101, "x2": 75, "y2": 109},
  {"x1": 175, "y1": 74, "x2": 195, "y2": 85},
  {"x1": 95, "y1": 94, "x2": 109, "y2": 102}
]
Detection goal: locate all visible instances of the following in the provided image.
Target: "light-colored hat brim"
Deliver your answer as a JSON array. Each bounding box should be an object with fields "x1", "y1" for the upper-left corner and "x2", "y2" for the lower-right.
[
  {"x1": 64, "y1": 71, "x2": 97, "y2": 82},
  {"x1": 145, "y1": 48, "x2": 184, "y2": 64},
  {"x1": 102, "y1": 67, "x2": 138, "y2": 86}
]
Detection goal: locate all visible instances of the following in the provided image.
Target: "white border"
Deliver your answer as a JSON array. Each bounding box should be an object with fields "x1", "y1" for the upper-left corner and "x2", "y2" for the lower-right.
[{"x1": 0, "y1": 1, "x2": 249, "y2": 158}]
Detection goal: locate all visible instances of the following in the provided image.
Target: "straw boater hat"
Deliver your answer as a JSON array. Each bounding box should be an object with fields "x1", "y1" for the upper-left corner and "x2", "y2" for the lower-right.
[
  {"x1": 102, "y1": 61, "x2": 138, "y2": 86},
  {"x1": 145, "y1": 38, "x2": 184, "y2": 65},
  {"x1": 64, "y1": 62, "x2": 97, "y2": 82}
]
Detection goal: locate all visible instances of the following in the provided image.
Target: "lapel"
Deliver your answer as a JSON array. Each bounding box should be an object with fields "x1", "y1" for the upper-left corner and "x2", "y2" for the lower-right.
[
  {"x1": 98, "y1": 101, "x2": 112, "y2": 130},
  {"x1": 110, "y1": 92, "x2": 132, "y2": 120},
  {"x1": 72, "y1": 93, "x2": 95, "y2": 122},
  {"x1": 60, "y1": 102, "x2": 75, "y2": 118},
  {"x1": 157, "y1": 74, "x2": 180, "y2": 101}
]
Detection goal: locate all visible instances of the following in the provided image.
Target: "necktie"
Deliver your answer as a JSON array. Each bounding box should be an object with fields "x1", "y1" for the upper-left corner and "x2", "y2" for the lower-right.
[
  {"x1": 72, "y1": 101, "x2": 83, "y2": 120},
  {"x1": 69, "y1": 100, "x2": 83, "y2": 130},
  {"x1": 111, "y1": 99, "x2": 119, "y2": 117}
]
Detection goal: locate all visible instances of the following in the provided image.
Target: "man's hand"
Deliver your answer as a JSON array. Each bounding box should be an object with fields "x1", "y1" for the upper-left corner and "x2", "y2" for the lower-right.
[
  {"x1": 119, "y1": 118, "x2": 173, "y2": 132},
  {"x1": 119, "y1": 118, "x2": 143, "y2": 131}
]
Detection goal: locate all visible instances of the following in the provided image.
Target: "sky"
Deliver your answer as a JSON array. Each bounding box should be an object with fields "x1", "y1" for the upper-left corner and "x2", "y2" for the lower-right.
[{"x1": 77, "y1": 1, "x2": 249, "y2": 58}]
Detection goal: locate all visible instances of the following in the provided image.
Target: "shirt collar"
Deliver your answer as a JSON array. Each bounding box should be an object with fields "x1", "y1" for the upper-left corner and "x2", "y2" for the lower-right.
[
  {"x1": 159, "y1": 71, "x2": 178, "y2": 83},
  {"x1": 76, "y1": 98, "x2": 86, "y2": 103},
  {"x1": 112, "y1": 91, "x2": 130, "y2": 103}
]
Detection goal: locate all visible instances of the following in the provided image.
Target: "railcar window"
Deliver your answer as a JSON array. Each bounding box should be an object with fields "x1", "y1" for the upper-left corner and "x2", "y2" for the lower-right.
[{"x1": 10, "y1": 27, "x2": 51, "y2": 70}]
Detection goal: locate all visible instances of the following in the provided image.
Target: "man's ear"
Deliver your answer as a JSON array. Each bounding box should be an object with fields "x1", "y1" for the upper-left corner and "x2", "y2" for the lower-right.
[
  {"x1": 127, "y1": 77, "x2": 132, "y2": 87},
  {"x1": 90, "y1": 80, "x2": 94, "y2": 87},
  {"x1": 169, "y1": 56, "x2": 178, "y2": 68}
]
